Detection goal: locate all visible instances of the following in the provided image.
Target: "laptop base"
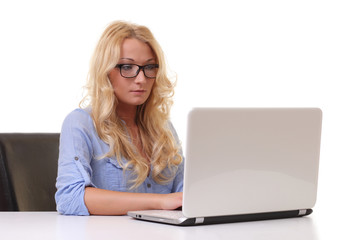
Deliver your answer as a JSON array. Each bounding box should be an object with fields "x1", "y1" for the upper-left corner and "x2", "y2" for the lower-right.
[{"x1": 128, "y1": 209, "x2": 313, "y2": 226}]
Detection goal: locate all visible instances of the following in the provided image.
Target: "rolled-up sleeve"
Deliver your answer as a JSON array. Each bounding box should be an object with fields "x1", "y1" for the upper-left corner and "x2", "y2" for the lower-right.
[{"x1": 55, "y1": 109, "x2": 96, "y2": 215}]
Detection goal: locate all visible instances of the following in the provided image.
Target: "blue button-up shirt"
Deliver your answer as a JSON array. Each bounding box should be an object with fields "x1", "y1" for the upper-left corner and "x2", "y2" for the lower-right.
[{"x1": 55, "y1": 108, "x2": 184, "y2": 215}]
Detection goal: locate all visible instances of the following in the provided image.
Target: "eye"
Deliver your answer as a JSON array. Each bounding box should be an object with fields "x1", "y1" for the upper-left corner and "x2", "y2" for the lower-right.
[
  {"x1": 121, "y1": 64, "x2": 135, "y2": 71},
  {"x1": 144, "y1": 64, "x2": 158, "y2": 70}
]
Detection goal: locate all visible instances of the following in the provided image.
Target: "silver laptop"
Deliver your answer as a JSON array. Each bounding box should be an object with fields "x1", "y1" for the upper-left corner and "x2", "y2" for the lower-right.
[{"x1": 128, "y1": 108, "x2": 322, "y2": 225}]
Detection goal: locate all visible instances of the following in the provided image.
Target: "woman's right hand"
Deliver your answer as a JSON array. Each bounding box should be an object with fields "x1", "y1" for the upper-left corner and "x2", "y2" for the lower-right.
[{"x1": 159, "y1": 192, "x2": 183, "y2": 210}]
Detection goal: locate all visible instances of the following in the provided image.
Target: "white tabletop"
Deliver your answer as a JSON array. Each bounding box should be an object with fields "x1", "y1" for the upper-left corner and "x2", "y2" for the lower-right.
[
  {"x1": 0, "y1": 210, "x2": 358, "y2": 240},
  {"x1": 0, "y1": 211, "x2": 322, "y2": 240}
]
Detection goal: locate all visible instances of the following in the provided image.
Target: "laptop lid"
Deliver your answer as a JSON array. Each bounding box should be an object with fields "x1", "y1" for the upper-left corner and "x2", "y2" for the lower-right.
[
  {"x1": 182, "y1": 108, "x2": 322, "y2": 218},
  {"x1": 128, "y1": 108, "x2": 322, "y2": 225}
]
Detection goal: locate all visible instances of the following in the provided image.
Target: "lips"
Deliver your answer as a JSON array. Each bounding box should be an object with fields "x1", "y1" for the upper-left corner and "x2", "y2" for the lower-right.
[
  {"x1": 130, "y1": 89, "x2": 146, "y2": 93},
  {"x1": 130, "y1": 89, "x2": 147, "y2": 95}
]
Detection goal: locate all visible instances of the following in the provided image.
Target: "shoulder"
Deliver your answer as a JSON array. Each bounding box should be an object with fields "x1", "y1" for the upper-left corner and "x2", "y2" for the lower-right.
[
  {"x1": 60, "y1": 108, "x2": 98, "y2": 142},
  {"x1": 63, "y1": 108, "x2": 92, "y2": 124},
  {"x1": 60, "y1": 108, "x2": 101, "y2": 158},
  {"x1": 62, "y1": 108, "x2": 94, "y2": 131}
]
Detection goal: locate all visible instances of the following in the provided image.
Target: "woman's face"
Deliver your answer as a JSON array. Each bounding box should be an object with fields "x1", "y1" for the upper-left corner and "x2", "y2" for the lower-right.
[{"x1": 108, "y1": 38, "x2": 156, "y2": 110}]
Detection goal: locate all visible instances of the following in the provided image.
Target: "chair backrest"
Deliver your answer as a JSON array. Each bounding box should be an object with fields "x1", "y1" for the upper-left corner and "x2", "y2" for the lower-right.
[{"x1": 0, "y1": 133, "x2": 59, "y2": 211}]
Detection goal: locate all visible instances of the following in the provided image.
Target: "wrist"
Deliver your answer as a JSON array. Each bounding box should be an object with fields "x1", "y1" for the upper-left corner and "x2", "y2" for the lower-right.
[{"x1": 148, "y1": 193, "x2": 164, "y2": 210}]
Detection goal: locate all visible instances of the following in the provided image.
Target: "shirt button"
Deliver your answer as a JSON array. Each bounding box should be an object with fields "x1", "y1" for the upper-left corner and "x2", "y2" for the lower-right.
[
  {"x1": 147, "y1": 183, "x2": 151, "y2": 188},
  {"x1": 74, "y1": 157, "x2": 79, "y2": 161}
]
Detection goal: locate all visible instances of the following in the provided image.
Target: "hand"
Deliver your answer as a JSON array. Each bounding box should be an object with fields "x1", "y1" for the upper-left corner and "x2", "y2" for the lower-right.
[{"x1": 160, "y1": 192, "x2": 183, "y2": 210}]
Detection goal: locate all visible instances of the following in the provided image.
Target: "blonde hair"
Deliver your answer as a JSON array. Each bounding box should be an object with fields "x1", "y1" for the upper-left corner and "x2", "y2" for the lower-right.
[{"x1": 81, "y1": 21, "x2": 182, "y2": 188}]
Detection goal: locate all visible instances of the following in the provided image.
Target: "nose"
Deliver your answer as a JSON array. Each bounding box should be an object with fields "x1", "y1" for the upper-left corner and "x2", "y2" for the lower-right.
[{"x1": 134, "y1": 69, "x2": 146, "y2": 84}]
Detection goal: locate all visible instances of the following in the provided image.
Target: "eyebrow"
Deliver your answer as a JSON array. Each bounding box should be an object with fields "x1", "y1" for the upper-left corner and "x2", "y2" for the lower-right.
[
  {"x1": 120, "y1": 58, "x2": 156, "y2": 63},
  {"x1": 120, "y1": 58, "x2": 134, "y2": 61}
]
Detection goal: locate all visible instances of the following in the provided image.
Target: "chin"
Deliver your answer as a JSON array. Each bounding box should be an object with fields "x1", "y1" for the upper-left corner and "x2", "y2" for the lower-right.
[{"x1": 133, "y1": 100, "x2": 148, "y2": 106}]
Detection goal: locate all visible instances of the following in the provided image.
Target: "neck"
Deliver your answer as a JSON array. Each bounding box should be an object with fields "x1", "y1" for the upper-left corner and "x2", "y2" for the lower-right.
[{"x1": 116, "y1": 104, "x2": 137, "y2": 128}]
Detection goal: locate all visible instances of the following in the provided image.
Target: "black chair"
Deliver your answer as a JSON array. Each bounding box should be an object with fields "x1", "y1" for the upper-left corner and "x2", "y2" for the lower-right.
[{"x1": 0, "y1": 133, "x2": 59, "y2": 211}]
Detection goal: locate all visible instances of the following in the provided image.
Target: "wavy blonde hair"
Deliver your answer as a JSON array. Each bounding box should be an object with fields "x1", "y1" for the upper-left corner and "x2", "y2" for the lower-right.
[{"x1": 81, "y1": 21, "x2": 182, "y2": 188}]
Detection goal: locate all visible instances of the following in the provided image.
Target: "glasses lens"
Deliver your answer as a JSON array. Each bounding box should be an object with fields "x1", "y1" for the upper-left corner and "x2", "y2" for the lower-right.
[
  {"x1": 120, "y1": 64, "x2": 139, "y2": 78},
  {"x1": 119, "y1": 64, "x2": 158, "y2": 78},
  {"x1": 143, "y1": 64, "x2": 158, "y2": 78}
]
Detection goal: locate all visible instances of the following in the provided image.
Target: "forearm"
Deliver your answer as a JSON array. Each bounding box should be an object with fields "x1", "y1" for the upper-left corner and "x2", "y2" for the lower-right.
[{"x1": 84, "y1": 187, "x2": 182, "y2": 215}]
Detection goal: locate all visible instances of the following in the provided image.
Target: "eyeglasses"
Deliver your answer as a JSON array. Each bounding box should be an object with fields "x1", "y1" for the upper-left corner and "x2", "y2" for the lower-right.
[{"x1": 115, "y1": 64, "x2": 159, "y2": 79}]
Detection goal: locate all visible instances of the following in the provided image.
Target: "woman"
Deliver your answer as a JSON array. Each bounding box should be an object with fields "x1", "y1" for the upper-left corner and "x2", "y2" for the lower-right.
[{"x1": 55, "y1": 21, "x2": 184, "y2": 215}]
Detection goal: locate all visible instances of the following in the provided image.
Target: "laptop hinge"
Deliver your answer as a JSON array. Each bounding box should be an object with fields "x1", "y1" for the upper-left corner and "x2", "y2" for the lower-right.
[
  {"x1": 298, "y1": 209, "x2": 307, "y2": 216},
  {"x1": 195, "y1": 217, "x2": 204, "y2": 224}
]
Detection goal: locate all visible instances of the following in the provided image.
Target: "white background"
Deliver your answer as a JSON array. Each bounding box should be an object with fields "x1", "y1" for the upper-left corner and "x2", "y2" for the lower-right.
[{"x1": 0, "y1": 0, "x2": 359, "y2": 239}]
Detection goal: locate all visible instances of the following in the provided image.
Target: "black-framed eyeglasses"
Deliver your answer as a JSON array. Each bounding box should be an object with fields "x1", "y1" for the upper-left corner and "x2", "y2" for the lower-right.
[{"x1": 115, "y1": 64, "x2": 159, "y2": 79}]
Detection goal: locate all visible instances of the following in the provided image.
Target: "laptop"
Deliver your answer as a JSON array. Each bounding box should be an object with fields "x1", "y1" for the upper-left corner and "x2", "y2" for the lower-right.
[{"x1": 128, "y1": 108, "x2": 322, "y2": 225}]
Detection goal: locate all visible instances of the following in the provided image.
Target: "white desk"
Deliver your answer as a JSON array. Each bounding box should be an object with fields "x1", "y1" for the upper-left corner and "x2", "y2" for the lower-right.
[
  {"x1": 2, "y1": 210, "x2": 360, "y2": 240},
  {"x1": 0, "y1": 212, "x2": 319, "y2": 240}
]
